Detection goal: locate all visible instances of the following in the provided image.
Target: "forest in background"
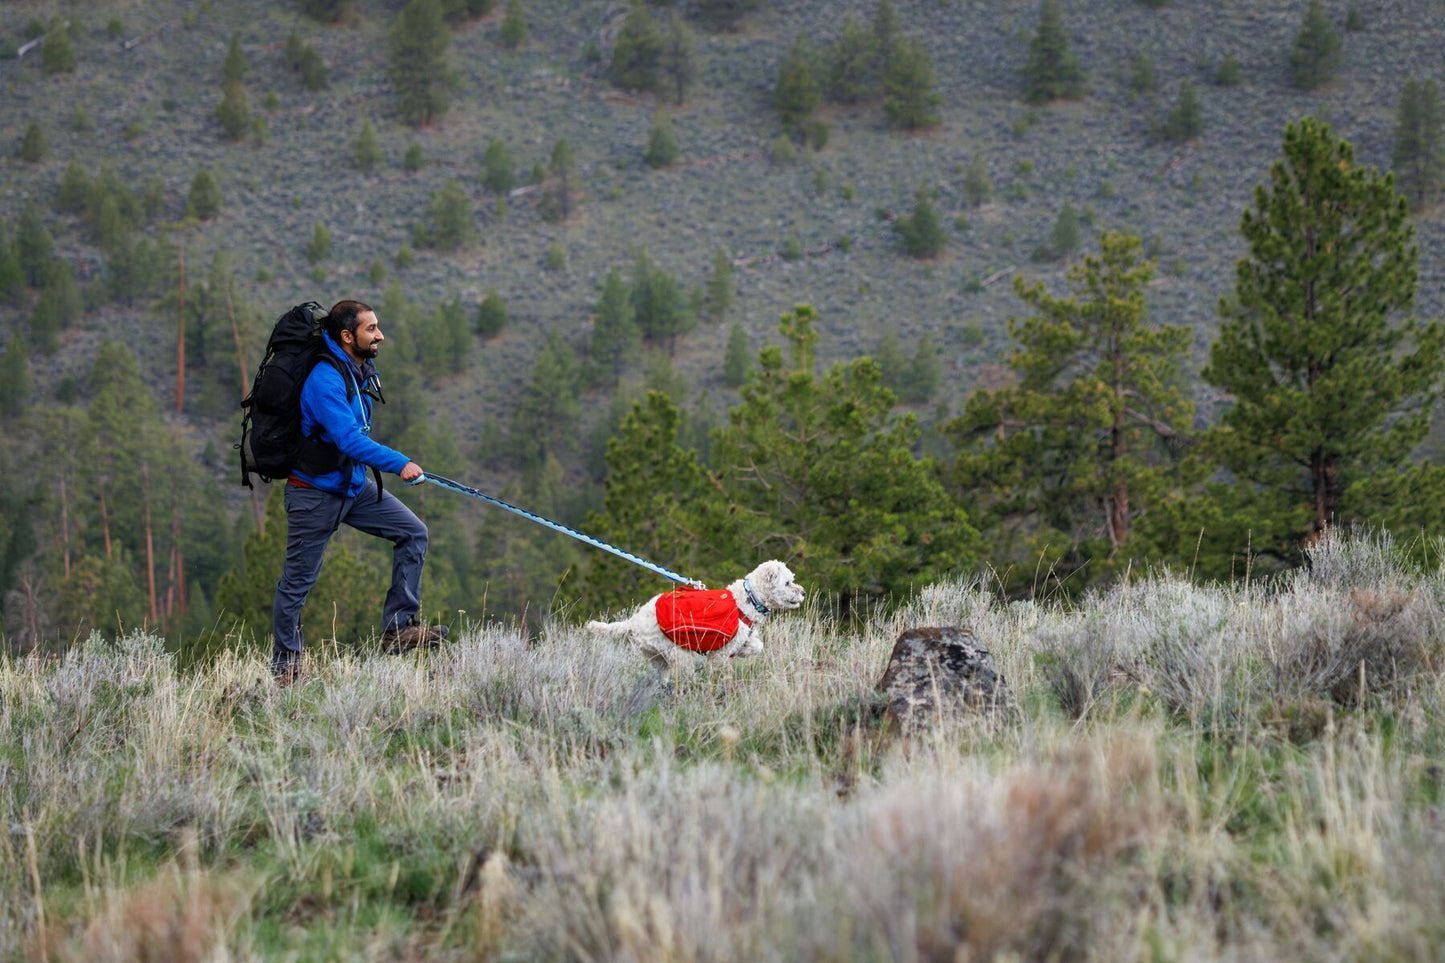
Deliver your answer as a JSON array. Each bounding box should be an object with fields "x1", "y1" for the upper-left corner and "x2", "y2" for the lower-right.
[{"x1": 2, "y1": 0, "x2": 1445, "y2": 655}]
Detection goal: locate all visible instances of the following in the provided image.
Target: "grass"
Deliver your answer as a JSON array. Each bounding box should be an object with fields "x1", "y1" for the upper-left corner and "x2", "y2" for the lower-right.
[{"x1": 2, "y1": 532, "x2": 1444, "y2": 959}]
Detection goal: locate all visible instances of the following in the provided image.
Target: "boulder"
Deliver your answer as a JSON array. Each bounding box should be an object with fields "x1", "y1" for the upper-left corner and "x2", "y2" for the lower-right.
[{"x1": 877, "y1": 626, "x2": 1013, "y2": 731}]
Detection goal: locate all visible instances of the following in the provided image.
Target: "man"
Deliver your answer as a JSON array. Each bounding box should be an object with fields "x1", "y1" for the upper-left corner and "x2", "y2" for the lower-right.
[{"x1": 272, "y1": 299, "x2": 446, "y2": 682}]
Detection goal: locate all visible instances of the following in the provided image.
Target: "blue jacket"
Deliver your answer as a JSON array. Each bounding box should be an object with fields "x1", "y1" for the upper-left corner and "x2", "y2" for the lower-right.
[{"x1": 292, "y1": 335, "x2": 410, "y2": 496}]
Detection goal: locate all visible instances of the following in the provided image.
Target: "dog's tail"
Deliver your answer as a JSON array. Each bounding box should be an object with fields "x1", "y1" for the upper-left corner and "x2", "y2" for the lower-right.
[{"x1": 585, "y1": 618, "x2": 629, "y2": 636}]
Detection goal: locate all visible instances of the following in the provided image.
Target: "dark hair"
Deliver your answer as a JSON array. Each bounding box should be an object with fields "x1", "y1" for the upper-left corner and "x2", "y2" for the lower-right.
[{"x1": 325, "y1": 300, "x2": 373, "y2": 343}]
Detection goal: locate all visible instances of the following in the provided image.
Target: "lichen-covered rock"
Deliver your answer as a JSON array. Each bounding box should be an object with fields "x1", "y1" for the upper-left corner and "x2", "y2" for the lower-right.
[{"x1": 877, "y1": 626, "x2": 1012, "y2": 731}]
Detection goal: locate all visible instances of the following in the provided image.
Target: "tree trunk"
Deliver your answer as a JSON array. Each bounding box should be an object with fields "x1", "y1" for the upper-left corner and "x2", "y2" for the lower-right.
[
  {"x1": 98, "y1": 478, "x2": 113, "y2": 559},
  {"x1": 60, "y1": 475, "x2": 71, "y2": 579},
  {"x1": 141, "y1": 462, "x2": 158, "y2": 625},
  {"x1": 175, "y1": 242, "x2": 186, "y2": 413}
]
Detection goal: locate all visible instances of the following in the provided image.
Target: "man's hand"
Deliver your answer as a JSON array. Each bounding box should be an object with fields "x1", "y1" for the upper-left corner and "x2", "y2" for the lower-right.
[{"x1": 399, "y1": 461, "x2": 423, "y2": 482}]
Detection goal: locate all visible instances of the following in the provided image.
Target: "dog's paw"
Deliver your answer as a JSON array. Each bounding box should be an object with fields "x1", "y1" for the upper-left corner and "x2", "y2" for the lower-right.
[{"x1": 733, "y1": 636, "x2": 764, "y2": 658}]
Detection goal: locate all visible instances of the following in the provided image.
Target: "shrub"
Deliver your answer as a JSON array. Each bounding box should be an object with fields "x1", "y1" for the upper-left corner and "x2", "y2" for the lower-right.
[
  {"x1": 895, "y1": 187, "x2": 947, "y2": 258},
  {"x1": 354, "y1": 120, "x2": 383, "y2": 171},
  {"x1": 18, "y1": 122, "x2": 46, "y2": 163},
  {"x1": 216, "y1": 81, "x2": 250, "y2": 142},
  {"x1": 1159, "y1": 80, "x2": 1202, "y2": 143},
  {"x1": 187, "y1": 168, "x2": 223, "y2": 220},
  {"x1": 476, "y1": 288, "x2": 507, "y2": 336},
  {"x1": 1215, "y1": 52, "x2": 1244, "y2": 86},
  {"x1": 416, "y1": 178, "x2": 478, "y2": 251},
  {"x1": 404, "y1": 142, "x2": 425, "y2": 171},
  {"x1": 483, "y1": 136, "x2": 514, "y2": 192},
  {"x1": 1291, "y1": 0, "x2": 1342, "y2": 91},
  {"x1": 500, "y1": 0, "x2": 527, "y2": 48},
  {"x1": 1129, "y1": 52, "x2": 1157, "y2": 95},
  {"x1": 645, "y1": 112, "x2": 679, "y2": 168},
  {"x1": 40, "y1": 17, "x2": 74, "y2": 74},
  {"x1": 306, "y1": 222, "x2": 332, "y2": 264}
]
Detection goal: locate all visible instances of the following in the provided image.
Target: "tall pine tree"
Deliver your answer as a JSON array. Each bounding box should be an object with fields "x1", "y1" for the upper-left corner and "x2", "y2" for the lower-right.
[
  {"x1": 1393, "y1": 78, "x2": 1445, "y2": 212},
  {"x1": 1200, "y1": 119, "x2": 1444, "y2": 564},
  {"x1": 390, "y1": 0, "x2": 454, "y2": 127},
  {"x1": 947, "y1": 232, "x2": 1194, "y2": 587},
  {"x1": 1024, "y1": 0, "x2": 1085, "y2": 104}
]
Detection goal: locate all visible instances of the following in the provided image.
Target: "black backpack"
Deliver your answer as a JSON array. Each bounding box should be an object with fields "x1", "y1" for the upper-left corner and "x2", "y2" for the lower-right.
[{"x1": 237, "y1": 301, "x2": 355, "y2": 488}]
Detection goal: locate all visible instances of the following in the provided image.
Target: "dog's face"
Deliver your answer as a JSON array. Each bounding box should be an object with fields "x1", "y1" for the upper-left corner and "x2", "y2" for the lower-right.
[{"x1": 748, "y1": 560, "x2": 806, "y2": 611}]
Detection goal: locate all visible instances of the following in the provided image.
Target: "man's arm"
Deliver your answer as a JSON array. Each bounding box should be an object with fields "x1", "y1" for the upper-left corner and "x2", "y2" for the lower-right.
[{"x1": 301, "y1": 364, "x2": 413, "y2": 475}]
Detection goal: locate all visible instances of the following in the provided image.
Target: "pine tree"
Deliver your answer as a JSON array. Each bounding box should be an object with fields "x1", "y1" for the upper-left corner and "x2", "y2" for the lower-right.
[
  {"x1": 417, "y1": 178, "x2": 478, "y2": 250},
  {"x1": 902, "y1": 333, "x2": 943, "y2": 404},
  {"x1": 825, "y1": 10, "x2": 878, "y2": 105},
  {"x1": 306, "y1": 222, "x2": 331, "y2": 264},
  {"x1": 872, "y1": 0, "x2": 901, "y2": 71},
  {"x1": 541, "y1": 138, "x2": 575, "y2": 223},
  {"x1": 578, "y1": 391, "x2": 712, "y2": 610},
  {"x1": 775, "y1": 34, "x2": 821, "y2": 137},
  {"x1": 611, "y1": 1, "x2": 662, "y2": 92},
  {"x1": 30, "y1": 259, "x2": 81, "y2": 353},
  {"x1": 1129, "y1": 52, "x2": 1157, "y2": 95},
  {"x1": 354, "y1": 119, "x2": 383, "y2": 171},
  {"x1": 947, "y1": 232, "x2": 1194, "y2": 583},
  {"x1": 882, "y1": 35, "x2": 941, "y2": 130},
  {"x1": 187, "y1": 168, "x2": 223, "y2": 220},
  {"x1": 705, "y1": 246, "x2": 734, "y2": 321},
  {"x1": 1037, "y1": 199, "x2": 1082, "y2": 261},
  {"x1": 962, "y1": 155, "x2": 992, "y2": 206},
  {"x1": 895, "y1": 187, "x2": 946, "y2": 258},
  {"x1": 645, "y1": 111, "x2": 680, "y2": 168},
  {"x1": 40, "y1": 16, "x2": 74, "y2": 75},
  {"x1": 0, "y1": 241, "x2": 23, "y2": 303},
  {"x1": 1200, "y1": 119, "x2": 1443, "y2": 562},
  {"x1": 589, "y1": 268, "x2": 638, "y2": 386},
  {"x1": 222, "y1": 33, "x2": 247, "y2": 84},
  {"x1": 301, "y1": 0, "x2": 352, "y2": 23},
  {"x1": 0, "y1": 335, "x2": 31, "y2": 418},
  {"x1": 659, "y1": 11, "x2": 698, "y2": 105},
  {"x1": 510, "y1": 329, "x2": 581, "y2": 470},
  {"x1": 390, "y1": 0, "x2": 455, "y2": 127},
  {"x1": 1023, "y1": 0, "x2": 1085, "y2": 104},
  {"x1": 722, "y1": 322, "x2": 750, "y2": 387},
  {"x1": 216, "y1": 81, "x2": 251, "y2": 142},
  {"x1": 873, "y1": 330, "x2": 908, "y2": 391},
  {"x1": 695, "y1": 0, "x2": 761, "y2": 32},
  {"x1": 1160, "y1": 79, "x2": 1202, "y2": 143},
  {"x1": 443, "y1": 0, "x2": 496, "y2": 23},
  {"x1": 1290, "y1": 0, "x2": 1341, "y2": 91},
  {"x1": 482, "y1": 136, "x2": 514, "y2": 192},
  {"x1": 56, "y1": 158, "x2": 91, "y2": 214},
  {"x1": 297, "y1": 46, "x2": 329, "y2": 91},
  {"x1": 630, "y1": 249, "x2": 690, "y2": 352},
  {"x1": 476, "y1": 287, "x2": 508, "y2": 337},
  {"x1": 15, "y1": 207, "x2": 55, "y2": 287},
  {"x1": 18, "y1": 122, "x2": 46, "y2": 163},
  {"x1": 1393, "y1": 78, "x2": 1445, "y2": 212},
  {"x1": 707, "y1": 304, "x2": 979, "y2": 611},
  {"x1": 500, "y1": 0, "x2": 527, "y2": 48}
]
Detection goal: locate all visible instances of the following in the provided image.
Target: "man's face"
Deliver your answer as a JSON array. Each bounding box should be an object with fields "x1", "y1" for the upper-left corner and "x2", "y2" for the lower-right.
[{"x1": 344, "y1": 310, "x2": 384, "y2": 362}]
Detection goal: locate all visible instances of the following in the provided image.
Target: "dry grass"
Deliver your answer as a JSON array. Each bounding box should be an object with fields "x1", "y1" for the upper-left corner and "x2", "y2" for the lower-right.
[{"x1": 3, "y1": 532, "x2": 1444, "y2": 960}]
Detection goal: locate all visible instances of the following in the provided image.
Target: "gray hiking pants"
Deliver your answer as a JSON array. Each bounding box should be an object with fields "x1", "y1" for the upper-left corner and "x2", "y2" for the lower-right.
[{"x1": 271, "y1": 478, "x2": 427, "y2": 672}]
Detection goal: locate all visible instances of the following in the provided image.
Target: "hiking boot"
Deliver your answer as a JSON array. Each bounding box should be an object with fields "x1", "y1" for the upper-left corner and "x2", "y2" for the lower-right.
[
  {"x1": 273, "y1": 663, "x2": 302, "y2": 687},
  {"x1": 380, "y1": 621, "x2": 449, "y2": 654}
]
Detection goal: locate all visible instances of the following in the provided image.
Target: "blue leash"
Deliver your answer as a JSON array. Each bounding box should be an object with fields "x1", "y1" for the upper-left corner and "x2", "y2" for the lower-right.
[{"x1": 409, "y1": 472, "x2": 705, "y2": 589}]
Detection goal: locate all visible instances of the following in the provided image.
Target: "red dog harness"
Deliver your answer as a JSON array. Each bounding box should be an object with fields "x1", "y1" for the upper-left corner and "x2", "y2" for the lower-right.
[{"x1": 655, "y1": 588, "x2": 753, "y2": 653}]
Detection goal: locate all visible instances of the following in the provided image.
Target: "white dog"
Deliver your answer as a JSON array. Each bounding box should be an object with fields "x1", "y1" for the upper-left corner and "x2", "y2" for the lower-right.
[{"x1": 587, "y1": 560, "x2": 805, "y2": 666}]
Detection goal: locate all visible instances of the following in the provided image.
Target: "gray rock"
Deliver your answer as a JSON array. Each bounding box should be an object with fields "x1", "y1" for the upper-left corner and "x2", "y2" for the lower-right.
[{"x1": 877, "y1": 626, "x2": 1013, "y2": 731}]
